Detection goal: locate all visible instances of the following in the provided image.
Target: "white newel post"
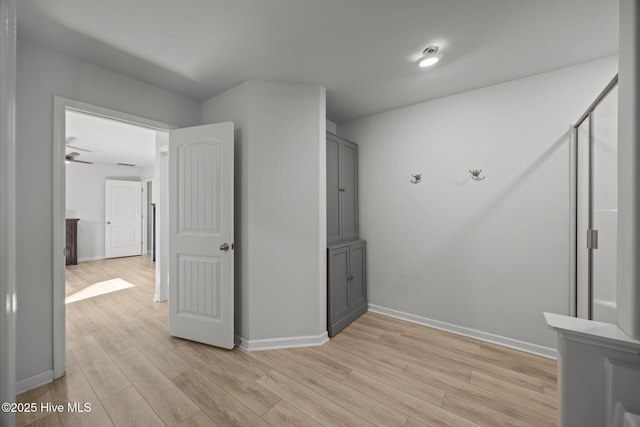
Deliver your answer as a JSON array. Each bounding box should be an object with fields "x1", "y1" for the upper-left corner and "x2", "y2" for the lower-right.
[{"x1": 0, "y1": 0, "x2": 17, "y2": 425}]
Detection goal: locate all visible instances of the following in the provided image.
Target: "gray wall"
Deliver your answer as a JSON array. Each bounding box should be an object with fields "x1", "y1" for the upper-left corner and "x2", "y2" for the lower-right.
[
  {"x1": 202, "y1": 80, "x2": 327, "y2": 343},
  {"x1": 339, "y1": 56, "x2": 618, "y2": 349},
  {"x1": 16, "y1": 39, "x2": 201, "y2": 384}
]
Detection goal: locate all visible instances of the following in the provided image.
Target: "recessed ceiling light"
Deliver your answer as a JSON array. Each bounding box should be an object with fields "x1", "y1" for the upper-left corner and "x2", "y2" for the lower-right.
[{"x1": 418, "y1": 45, "x2": 441, "y2": 68}]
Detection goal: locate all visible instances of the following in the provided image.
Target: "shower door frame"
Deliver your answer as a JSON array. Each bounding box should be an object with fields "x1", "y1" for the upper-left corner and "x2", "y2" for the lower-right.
[{"x1": 571, "y1": 74, "x2": 618, "y2": 320}]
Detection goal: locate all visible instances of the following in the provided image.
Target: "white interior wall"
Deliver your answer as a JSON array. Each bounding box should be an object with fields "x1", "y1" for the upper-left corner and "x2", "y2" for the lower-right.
[
  {"x1": 15, "y1": 38, "x2": 201, "y2": 387},
  {"x1": 140, "y1": 165, "x2": 155, "y2": 179},
  {"x1": 201, "y1": 82, "x2": 250, "y2": 336},
  {"x1": 202, "y1": 80, "x2": 327, "y2": 346},
  {"x1": 65, "y1": 163, "x2": 145, "y2": 262},
  {"x1": 339, "y1": 56, "x2": 618, "y2": 350}
]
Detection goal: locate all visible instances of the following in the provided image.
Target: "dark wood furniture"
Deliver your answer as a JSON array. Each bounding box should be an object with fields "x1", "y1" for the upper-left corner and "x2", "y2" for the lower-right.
[{"x1": 66, "y1": 218, "x2": 79, "y2": 265}]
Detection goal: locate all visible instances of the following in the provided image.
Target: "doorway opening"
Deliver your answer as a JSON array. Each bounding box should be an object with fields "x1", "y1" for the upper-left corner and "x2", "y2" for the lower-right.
[{"x1": 53, "y1": 97, "x2": 174, "y2": 378}]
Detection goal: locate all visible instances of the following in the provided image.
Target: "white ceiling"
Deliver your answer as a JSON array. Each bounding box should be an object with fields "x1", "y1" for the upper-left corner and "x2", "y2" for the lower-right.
[
  {"x1": 18, "y1": 0, "x2": 619, "y2": 122},
  {"x1": 66, "y1": 110, "x2": 157, "y2": 167}
]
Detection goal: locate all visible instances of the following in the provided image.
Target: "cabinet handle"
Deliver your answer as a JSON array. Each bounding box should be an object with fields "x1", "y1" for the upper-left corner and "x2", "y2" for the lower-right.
[{"x1": 347, "y1": 275, "x2": 354, "y2": 280}]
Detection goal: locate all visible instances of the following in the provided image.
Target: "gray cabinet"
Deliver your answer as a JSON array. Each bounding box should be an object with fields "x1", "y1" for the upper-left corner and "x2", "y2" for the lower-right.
[
  {"x1": 327, "y1": 133, "x2": 358, "y2": 244},
  {"x1": 328, "y1": 240, "x2": 367, "y2": 337}
]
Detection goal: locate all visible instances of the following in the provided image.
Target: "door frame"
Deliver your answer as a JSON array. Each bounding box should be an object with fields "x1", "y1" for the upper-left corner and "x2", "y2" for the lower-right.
[
  {"x1": 0, "y1": 0, "x2": 17, "y2": 418},
  {"x1": 52, "y1": 97, "x2": 174, "y2": 378},
  {"x1": 141, "y1": 177, "x2": 154, "y2": 255}
]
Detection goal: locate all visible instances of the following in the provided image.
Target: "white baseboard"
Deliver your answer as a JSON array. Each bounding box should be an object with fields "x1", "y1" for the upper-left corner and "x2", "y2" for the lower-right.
[
  {"x1": 236, "y1": 332, "x2": 329, "y2": 352},
  {"x1": 77, "y1": 255, "x2": 105, "y2": 263},
  {"x1": 16, "y1": 370, "x2": 53, "y2": 394},
  {"x1": 368, "y1": 304, "x2": 558, "y2": 360}
]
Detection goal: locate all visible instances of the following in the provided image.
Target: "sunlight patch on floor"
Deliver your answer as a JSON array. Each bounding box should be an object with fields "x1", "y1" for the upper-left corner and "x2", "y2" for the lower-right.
[{"x1": 66, "y1": 278, "x2": 135, "y2": 304}]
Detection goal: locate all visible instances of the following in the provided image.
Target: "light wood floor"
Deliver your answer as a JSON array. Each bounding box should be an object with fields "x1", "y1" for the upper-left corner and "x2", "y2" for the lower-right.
[{"x1": 18, "y1": 255, "x2": 558, "y2": 426}]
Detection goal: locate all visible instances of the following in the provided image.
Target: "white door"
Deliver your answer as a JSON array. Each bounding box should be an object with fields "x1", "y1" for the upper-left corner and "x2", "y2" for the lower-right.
[
  {"x1": 169, "y1": 122, "x2": 234, "y2": 348},
  {"x1": 105, "y1": 180, "x2": 143, "y2": 258}
]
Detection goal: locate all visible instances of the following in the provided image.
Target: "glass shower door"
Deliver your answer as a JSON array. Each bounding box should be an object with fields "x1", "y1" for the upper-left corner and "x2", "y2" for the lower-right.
[
  {"x1": 591, "y1": 87, "x2": 618, "y2": 323},
  {"x1": 575, "y1": 84, "x2": 618, "y2": 323},
  {"x1": 576, "y1": 118, "x2": 590, "y2": 319}
]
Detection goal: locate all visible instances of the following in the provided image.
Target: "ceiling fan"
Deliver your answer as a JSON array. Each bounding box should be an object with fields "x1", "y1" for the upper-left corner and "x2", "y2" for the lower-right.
[{"x1": 65, "y1": 151, "x2": 93, "y2": 164}]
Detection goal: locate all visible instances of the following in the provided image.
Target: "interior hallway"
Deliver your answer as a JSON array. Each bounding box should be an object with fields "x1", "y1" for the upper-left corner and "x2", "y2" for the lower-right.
[{"x1": 17, "y1": 256, "x2": 557, "y2": 426}]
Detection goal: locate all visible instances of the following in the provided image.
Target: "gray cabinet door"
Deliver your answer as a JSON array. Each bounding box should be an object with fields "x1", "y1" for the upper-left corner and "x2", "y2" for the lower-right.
[
  {"x1": 326, "y1": 133, "x2": 358, "y2": 243},
  {"x1": 327, "y1": 136, "x2": 342, "y2": 244},
  {"x1": 328, "y1": 240, "x2": 367, "y2": 337},
  {"x1": 349, "y1": 241, "x2": 366, "y2": 310},
  {"x1": 328, "y1": 246, "x2": 350, "y2": 322},
  {"x1": 340, "y1": 141, "x2": 358, "y2": 242}
]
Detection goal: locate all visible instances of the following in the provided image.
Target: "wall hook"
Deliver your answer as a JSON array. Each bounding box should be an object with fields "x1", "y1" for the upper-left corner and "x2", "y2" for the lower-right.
[
  {"x1": 469, "y1": 169, "x2": 485, "y2": 181},
  {"x1": 411, "y1": 173, "x2": 422, "y2": 184}
]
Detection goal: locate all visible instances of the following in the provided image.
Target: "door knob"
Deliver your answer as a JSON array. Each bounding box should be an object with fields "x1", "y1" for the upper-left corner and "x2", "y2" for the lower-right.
[
  {"x1": 219, "y1": 243, "x2": 229, "y2": 251},
  {"x1": 106, "y1": 221, "x2": 111, "y2": 224}
]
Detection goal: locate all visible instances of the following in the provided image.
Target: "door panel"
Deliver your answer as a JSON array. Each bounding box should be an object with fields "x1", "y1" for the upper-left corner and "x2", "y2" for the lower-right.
[
  {"x1": 329, "y1": 247, "x2": 350, "y2": 321},
  {"x1": 576, "y1": 86, "x2": 619, "y2": 322},
  {"x1": 341, "y1": 142, "x2": 358, "y2": 241},
  {"x1": 105, "y1": 180, "x2": 142, "y2": 258},
  {"x1": 169, "y1": 122, "x2": 234, "y2": 349},
  {"x1": 591, "y1": 87, "x2": 618, "y2": 323},
  {"x1": 327, "y1": 137, "x2": 341, "y2": 244},
  {"x1": 349, "y1": 242, "x2": 366, "y2": 309},
  {"x1": 576, "y1": 120, "x2": 589, "y2": 319}
]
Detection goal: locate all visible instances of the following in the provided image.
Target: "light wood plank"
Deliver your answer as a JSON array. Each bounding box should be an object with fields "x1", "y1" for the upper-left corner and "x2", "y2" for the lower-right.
[
  {"x1": 276, "y1": 347, "x2": 352, "y2": 382},
  {"x1": 16, "y1": 383, "x2": 54, "y2": 427},
  {"x1": 182, "y1": 347, "x2": 281, "y2": 416},
  {"x1": 172, "y1": 368, "x2": 269, "y2": 426},
  {"x1": 111, "y1": 347, "x2": 199, "y2": 426},
  {"x1": 470, "y1": 371, "x2": 554, "y2": 410},
  {"x1": 24, "y1": 414, "x2": 62, "y2": 427},
  {"x1": 122, "y1": 324, "x2": 192, "y2": 379},
  {"x1": 177, "y1": 411, "x2": 219, "y2": 427},
  {"x1": 47, "y1": 364, "x2": 114, "y2": 427},
  {"x1": 341, "y1": 371, "x2": 454, "y2": 426},
  {"x1": 441, "y1": 394, "x2": 531, "y2": 427},
  {"x1": 67, "y1": 335, "x2": 131, "y2": 400},
  {"x1": 544, "y1": 386, "x2": 558, "y2": 401},
  {"x1": 101, "y1": 386, "x2": 165, "y2": 427},
  {"x1": 262, "y1": 401, "x2": 323, "y2": 427},
  {"x1": 65, "y1": 345, "x2": 78, "y2": 369},
  {"x1": 258, "y1": 370, "x2": 374, "y2": 427},
  {"x1": 404, "y1": 413, "x2": 479, "y2": 427},
  {"x1": 255, "y1": 350, "x2": 408, "y2": 426}
]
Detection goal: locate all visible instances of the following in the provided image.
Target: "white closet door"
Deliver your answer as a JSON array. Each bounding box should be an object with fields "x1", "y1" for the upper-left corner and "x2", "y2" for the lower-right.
[{"x1": 105, "y1": 179, "x2": 142, "y2": 259}]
